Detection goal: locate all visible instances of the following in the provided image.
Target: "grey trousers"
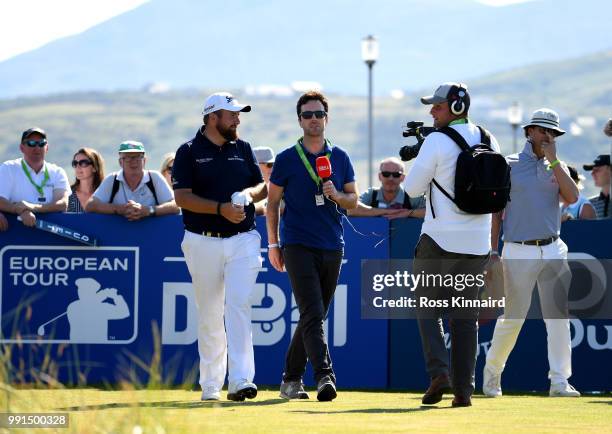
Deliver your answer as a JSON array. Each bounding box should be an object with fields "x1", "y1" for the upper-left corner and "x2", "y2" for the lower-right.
[
  {"x1": 413, "y1": 234, "x2": 489, "y2": 397},
  {"x1": 282, "y1": 244, "x2": 343, "y2": 384}
]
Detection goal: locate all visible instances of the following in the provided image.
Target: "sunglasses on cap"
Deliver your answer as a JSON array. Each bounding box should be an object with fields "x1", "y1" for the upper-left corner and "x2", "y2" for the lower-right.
[
  {"x1": 72, "y1": 159, "x2": 93, "y2": 168},
  {"x1": 300, "y1": 110, "x2": 327, "y2": 119},
  {"x1": 381, "y1": 171, "x2": 403, "y2": 178},
  {"x1": 23, "y1": 139, "x2": 48, "y2": 148}
]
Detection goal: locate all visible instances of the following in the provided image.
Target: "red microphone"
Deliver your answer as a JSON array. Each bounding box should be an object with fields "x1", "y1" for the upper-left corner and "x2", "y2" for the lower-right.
[{"x1": 316, "y1": 156, "x2": 332, "y2": 182}]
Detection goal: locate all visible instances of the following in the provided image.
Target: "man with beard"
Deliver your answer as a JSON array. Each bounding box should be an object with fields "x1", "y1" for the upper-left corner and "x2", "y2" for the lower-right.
[
  {"x1": 172, "y1": 92, "x2": 267, "y2": 401},
  {"x1": 267, "y1": 91, "x2": 358, "y2": 401}
]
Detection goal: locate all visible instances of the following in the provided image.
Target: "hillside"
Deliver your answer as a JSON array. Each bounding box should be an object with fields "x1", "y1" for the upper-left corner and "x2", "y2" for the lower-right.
[
  {"x1": 0, "y1": 50, "x2": 610, "y2": 196},
  {"x1": 471, "y1": 50, "x2": 612, "y2": 116}
]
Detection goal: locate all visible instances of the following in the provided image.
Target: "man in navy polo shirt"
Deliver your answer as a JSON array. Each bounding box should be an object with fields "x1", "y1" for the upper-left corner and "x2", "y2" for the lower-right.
[
  {"x1": 172, "y1": 92, "x2": 267, "y2": 402},
  {"x1": 267, "y1": 91, "x2": 358, "y2": 401}
]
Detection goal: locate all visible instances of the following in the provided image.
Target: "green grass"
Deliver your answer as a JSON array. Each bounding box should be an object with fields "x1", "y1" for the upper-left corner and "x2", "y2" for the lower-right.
[{"x1": 1, "y1": 388, "x2": 610, "y2": 433}]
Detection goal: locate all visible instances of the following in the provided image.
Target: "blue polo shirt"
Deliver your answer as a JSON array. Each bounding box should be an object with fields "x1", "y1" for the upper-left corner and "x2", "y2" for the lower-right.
[
  {"x1": 173, "y1": 128, "x2": 263, "y2": 234},
  {"x1": 270, "y1": 139, "x2": 355, "y2": 251}
]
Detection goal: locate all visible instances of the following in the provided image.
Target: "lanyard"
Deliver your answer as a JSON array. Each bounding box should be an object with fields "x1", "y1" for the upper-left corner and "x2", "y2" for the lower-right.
[
  {"x1": 21, "y1": 159, "x2": 49, "y2": 198},
  {"x1": 448, "y1": 118, "x2": 469, "y2": 126},
  {"x1": 294, "y1": 138, "x2": 332, "y2": 186}
]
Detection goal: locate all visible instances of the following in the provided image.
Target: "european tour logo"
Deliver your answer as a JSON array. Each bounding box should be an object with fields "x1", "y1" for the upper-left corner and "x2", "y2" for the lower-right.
[{"x1": 0, "y1": 246, "x2": 139, "y2": 344}]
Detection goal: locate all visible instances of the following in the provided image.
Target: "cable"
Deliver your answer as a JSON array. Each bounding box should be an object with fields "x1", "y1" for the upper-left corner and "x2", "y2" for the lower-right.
[{"x1": 325, "y1": 196, "x2": 388, "y2": 248}]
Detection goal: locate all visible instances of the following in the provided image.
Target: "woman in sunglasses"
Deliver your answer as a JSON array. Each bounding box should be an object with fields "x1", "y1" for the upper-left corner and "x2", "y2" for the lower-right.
[
  {"x1": 160, "y1": 152, "x2": 175, "y2": 187},
  {"x1": 68, "y1": 148, "x2": 105, "y2": 212}
]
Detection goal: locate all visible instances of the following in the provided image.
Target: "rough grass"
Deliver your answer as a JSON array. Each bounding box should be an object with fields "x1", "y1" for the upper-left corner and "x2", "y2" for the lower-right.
[{"x1": 1, "y1": 388, "x2": 610, "y2": 434}]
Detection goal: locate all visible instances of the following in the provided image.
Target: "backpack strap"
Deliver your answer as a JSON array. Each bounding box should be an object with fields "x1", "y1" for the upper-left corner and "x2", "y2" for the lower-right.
[
  {"x1": 145, "y1": 171, "x2": 159, "y2": 205},
  {"x1": 370, "y1": 188, "x2": 379, "y2": 208},
  {"x1": 430, "y1": 177, "x2": 457, "y2": 220},
  {"x1": 402, "y1": 191, "x2": 413, "y2": 209},
  {"x1": 428, "y1": 128, "x2": 468, "y2": 218},
  {"x1": 438, "y1": 126, "x2": 470, "y2": 151},
  {"x1": 429, "y1": 182, "x2": 436, "y2": 218},
  {"x1": 109, "y1": 175, "x2": 120, "y2": 203},
  {"x1": 478, "y1": 126, "x2": 491, "y2": 146},
  {"x1": 110, "y1": 171, "x2": 159, "y2": 205}
]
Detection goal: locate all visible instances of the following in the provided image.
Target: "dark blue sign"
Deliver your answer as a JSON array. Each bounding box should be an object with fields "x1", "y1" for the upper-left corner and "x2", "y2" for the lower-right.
[
  {"x1": 0, "y1": 214, "x2": 389, "y2": 388},
  {"x1": 1, "y1": 215, "x2": 610, "y2": 392}
]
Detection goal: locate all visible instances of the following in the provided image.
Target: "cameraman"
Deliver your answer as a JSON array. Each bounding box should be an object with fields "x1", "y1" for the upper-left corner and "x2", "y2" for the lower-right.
[{"x1": 403, "y1": 82, "x2": 500, "y2": 407}]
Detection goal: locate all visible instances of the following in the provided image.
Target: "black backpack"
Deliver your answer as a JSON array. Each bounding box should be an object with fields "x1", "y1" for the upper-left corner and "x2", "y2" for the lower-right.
[
  {"x1": 109, "y1": 171, "x2": 159, "y2": 205},
  {"x1": 429, "y1": 126, "x2": 510, "y2": 217}
]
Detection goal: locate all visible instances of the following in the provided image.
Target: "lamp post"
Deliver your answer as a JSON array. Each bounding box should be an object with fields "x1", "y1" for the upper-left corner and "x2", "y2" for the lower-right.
[
  {"x1": 507, "y1": 101, "x2": 523, "y2": 154},
  {"x1": 362, "y1": 35, "x2": 379, "y2": 189}
]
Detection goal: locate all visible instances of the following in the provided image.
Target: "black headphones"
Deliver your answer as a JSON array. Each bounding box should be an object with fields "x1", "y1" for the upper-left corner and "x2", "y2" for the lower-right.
[{"x1": 448, "y1": 84, "x2": 469, "y2": 116}]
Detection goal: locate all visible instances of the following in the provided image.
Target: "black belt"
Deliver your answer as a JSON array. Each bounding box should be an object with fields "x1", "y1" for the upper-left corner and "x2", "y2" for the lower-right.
[
  {"x1": 189, "y1": 230, "x2": 242, "y2": 238},
  {"x1": 512, "y1": 235, "x2": 558, "y2": 246}
]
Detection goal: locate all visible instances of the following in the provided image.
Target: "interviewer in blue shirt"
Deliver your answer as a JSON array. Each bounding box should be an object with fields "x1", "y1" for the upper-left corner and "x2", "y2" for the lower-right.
[{"x1": 266, "y1": 91, "x2": 358, "y2": 402}]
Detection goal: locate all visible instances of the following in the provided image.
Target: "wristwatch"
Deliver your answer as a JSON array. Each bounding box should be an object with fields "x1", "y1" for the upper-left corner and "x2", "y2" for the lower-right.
[{"x1": 148, "y1": 206, "x2": 156, "y2": 216}]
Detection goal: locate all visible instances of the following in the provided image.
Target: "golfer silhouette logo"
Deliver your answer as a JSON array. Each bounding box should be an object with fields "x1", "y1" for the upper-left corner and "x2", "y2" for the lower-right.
[{"x1": 38, "y1": 277, "x2": 131, "y2": 343}]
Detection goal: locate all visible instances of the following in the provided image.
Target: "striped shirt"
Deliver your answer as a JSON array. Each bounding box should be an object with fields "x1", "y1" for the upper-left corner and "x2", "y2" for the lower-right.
[
  {"x1": 67, "y1": 191, "x2": 85, "y2": 213},
  {"x1": 589, "y1": 192, "x2": 611, "y2": 219}
]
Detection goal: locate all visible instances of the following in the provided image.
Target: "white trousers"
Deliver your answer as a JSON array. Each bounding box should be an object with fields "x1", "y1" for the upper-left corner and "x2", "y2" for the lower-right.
[
  {"x1": 181, "y1": 230, "x2": 262, "y2": 389},
  {"x1": 486, "y1": 239, "x2": 573, "y2": 384}
]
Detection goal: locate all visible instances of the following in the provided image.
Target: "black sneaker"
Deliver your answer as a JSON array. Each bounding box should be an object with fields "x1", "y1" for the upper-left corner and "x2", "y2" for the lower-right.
[
  {"x1": 227, "y1": 380, "x2": 258, "y2": 402},
  {"x1": 316, "y1": 376, "x2": 337, "y2": 402}
]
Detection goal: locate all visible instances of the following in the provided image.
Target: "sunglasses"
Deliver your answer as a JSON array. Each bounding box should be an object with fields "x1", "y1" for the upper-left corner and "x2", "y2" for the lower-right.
[
  {"x1": 121, "y1": 154, "x2": 145, "y2": 162},
  {"x1": 300, "y1": 110, "x2": 327, "y2": 119},
  {"x1": 72, "y1": 159, "x2": 93, "y2": 168},
  {"x1": 260, "y1": 162, "x2": 274, "y2": 168},
  {"x1": 381, "y1": 171, "x2": 403, "y2": 178},
  {"x1": 536, "y1": 126, "x2": 559, "y2": 137},
  {"x1": 23, "y1": 139, "x2": 47, "y2": 148}
]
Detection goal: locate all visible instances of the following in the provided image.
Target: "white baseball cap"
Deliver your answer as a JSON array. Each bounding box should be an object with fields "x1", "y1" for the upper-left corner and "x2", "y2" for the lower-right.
[{"x1": 202, "y1": 92, "x2": 251, "y2": 116}]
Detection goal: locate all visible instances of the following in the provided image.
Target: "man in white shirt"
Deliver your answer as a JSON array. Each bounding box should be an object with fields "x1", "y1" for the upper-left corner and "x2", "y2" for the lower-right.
[
  {"x1": 86, "y1": 141, "x2": 179, "y2": 219},
  {"x1": 403, "y1": 82, "x2": 500, "y2": 407},
  {"x1": 0, "y1": 127, "x2": 69, "y2": 230}
]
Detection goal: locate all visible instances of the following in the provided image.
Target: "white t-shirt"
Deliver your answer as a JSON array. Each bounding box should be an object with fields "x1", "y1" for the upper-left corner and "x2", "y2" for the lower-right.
[
  {"x1": 0, "y1": 158, "x2": 69, "y2": 204},
  {"x1": 93, "y1": 170, "x2": 174, "y2": 206},
  {"x1": 403, "y1": 122, "x2": 500, "y2": 255}
]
